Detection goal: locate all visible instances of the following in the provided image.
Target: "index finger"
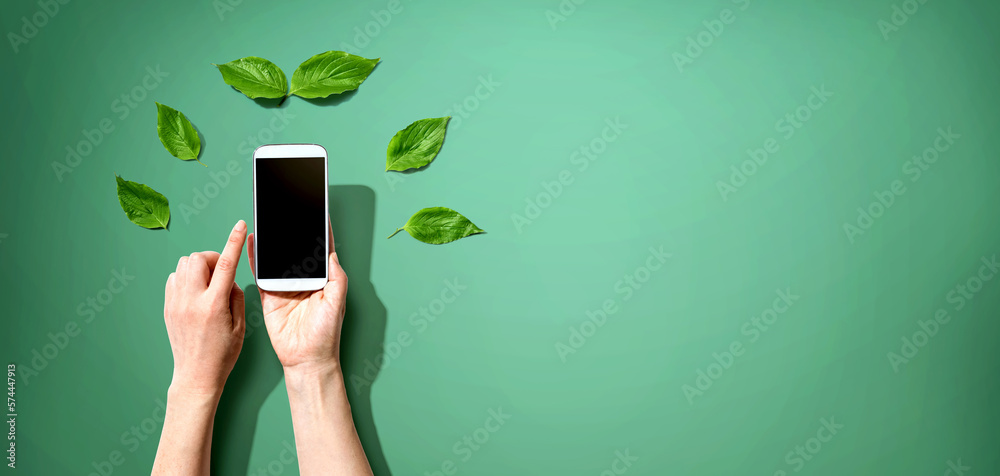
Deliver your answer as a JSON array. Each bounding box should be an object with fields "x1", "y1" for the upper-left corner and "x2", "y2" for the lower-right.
[{"x1": 210, "y1": 220, "x2": 247, "y2": 295}]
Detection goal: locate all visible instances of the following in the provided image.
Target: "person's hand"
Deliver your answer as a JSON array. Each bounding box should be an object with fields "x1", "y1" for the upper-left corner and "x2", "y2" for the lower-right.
[
  {"x1": 248, "y1": 221, "x2": 371, "y2": 476},
  {"x1": 247, "y1": 219, "x2": 348, "y2": 374},
  {"x1": 163, "y1": 220, "x2": 248, "y2": 397}
]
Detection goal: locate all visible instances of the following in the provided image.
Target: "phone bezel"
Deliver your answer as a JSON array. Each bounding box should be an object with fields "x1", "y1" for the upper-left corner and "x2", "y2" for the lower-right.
[{"x1": 252, "y1": 143, "x2": 329, "y2": 292}]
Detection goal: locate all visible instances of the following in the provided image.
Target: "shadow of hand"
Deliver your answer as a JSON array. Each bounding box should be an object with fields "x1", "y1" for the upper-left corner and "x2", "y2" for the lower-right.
[{"x1": 210, "y1": 285, "x2": 283, "y2": 476}]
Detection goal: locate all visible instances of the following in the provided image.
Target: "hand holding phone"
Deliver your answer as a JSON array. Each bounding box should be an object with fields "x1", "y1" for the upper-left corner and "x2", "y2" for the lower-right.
[
  {"x1": 251, "y1": 143, "x2": 347, "y2": 368},
  {"x1": 247, "y1": 221, "x2": 347, "y2": 371},
  {"x1": 249, "y1": 144, "x2": 370, "y2": 474}
]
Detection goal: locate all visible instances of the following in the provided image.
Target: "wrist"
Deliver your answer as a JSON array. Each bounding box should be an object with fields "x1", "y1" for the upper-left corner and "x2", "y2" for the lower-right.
[
  {"x1": 283, "y1": 360, "x2": 343, "y2": 393},
  {"x1": 166, "y1": 383, "x2": 223, "y2": 408},
  {"x1": 168, "y1": 372, "x2": 225, "y2": 402}
]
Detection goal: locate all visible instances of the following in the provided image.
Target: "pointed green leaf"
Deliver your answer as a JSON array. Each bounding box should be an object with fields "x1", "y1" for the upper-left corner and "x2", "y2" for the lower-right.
[
  {"x1": 386, "y1": 117, "x2": 451, "y2": 172},
  {"x1": 155, "y1": 102, "x2": 202, "y2": 164},
  {"x1": 116, "y1": 175, "x2": 170, "y2": 229},
  {"x1": 215, "y1": 56, "x2": 288, "y2": 99},
  {"x1": 290, "y1": 51, "x2": 379, "y2": 99},
  {"x1": 387, "y1": 207, "x2": 484, "y2": 244}
]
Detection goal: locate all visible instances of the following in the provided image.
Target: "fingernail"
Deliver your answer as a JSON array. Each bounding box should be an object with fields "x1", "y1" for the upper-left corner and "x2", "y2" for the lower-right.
[{"x1": 235, "y1": 220, "x2": 246, "y2": 232}]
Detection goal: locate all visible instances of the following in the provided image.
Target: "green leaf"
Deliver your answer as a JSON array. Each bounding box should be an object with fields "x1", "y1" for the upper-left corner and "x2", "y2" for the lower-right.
[
  {"x1": 386, "y1": 117, "x2": 451, "y2": 172},
  {"x1": 155, "y1": 102, "x2": 203, "y2": 165},
  {"x1": 116, "y1": 175, "x2": 170, "y2": 230},
  {"x1": 290, "y1": 51, "x2": 380, "y2": 99},
  {"x1": 387, "y1": 207, "x2": 484, "y2": 244},
  {"x1": 214, "y1": 56, "x2": 288, "y2": 100}
]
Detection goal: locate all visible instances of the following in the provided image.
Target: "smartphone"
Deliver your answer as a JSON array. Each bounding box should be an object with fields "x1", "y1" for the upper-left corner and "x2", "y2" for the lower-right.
[{"x1": 252, "y1": 144, "x2": 329, "y2": 292}]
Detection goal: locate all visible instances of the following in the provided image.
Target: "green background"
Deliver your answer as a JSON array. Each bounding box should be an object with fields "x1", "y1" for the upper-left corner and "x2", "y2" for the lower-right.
[{"x1": 3, "y1": 0, "x2": 999, "y2": 474}]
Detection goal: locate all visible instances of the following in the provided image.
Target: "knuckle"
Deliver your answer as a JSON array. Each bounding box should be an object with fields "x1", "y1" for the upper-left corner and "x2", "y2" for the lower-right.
[
  {"x1": 209, "y1": 299, "x2": 228, "y2": 313},
  {"x1": 217, "y1": 256, "x2": 235, "y2": 272}
]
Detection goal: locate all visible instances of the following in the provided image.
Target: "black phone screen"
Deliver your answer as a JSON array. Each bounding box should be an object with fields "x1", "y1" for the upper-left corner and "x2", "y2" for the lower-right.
[{"x1": 255, "y1": 157, "x2": 327, "y2": 279}]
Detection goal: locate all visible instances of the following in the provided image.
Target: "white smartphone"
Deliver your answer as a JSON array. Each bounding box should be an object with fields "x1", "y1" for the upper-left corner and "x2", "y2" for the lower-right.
[{"x1": 252, "y1": 144, "x2": 329, "y2": 292}]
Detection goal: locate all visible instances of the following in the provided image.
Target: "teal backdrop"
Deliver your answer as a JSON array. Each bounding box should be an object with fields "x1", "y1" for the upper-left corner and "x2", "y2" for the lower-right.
[{"x1": 2, "y1": 0, "x2": 999, "y2": 474}]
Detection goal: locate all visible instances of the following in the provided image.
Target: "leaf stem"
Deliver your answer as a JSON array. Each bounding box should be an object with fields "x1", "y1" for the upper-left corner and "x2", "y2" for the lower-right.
[
  {"x1": 386, "y1": 227, "x2": 405, "y2": 239},
  {"x1": 277, "y1": 94, "x2": 288, "y2": 106},
  {"x1": 196, "y1": 159, "x2": 207, "y2": 167}
]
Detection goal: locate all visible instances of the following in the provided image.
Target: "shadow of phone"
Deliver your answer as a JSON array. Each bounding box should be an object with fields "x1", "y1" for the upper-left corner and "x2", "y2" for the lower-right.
[
  {"x1": 209, "y1": 185, "x2": 392, "y2": 475},
  {"x1": 331, "y1": 185, "x2": 393, "y2": 476}
]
